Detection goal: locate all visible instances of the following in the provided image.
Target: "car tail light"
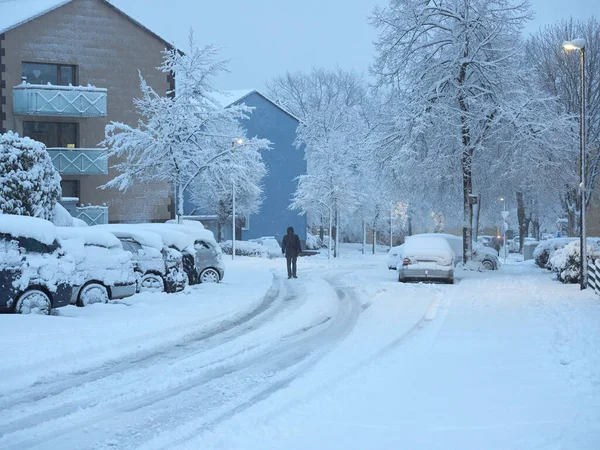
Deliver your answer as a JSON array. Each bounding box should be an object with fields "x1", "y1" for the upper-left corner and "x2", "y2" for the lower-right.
[{"x1": 402, "y1": 258, "x2": 411, "y2": 266}]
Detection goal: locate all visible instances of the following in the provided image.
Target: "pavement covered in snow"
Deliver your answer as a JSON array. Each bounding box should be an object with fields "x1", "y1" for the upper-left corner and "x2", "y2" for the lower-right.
[{"x1": 1, "y1": 246, "x2": 599, "y2": 449}]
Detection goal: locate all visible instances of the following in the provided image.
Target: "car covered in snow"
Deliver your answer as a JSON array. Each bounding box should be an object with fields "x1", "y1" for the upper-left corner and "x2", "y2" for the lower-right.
[
  {"x1": 387, "y1": 245, "x2": 403, "y2": 270},
  {"x1": 93, "y1": 225, "x2": 187, "y2": 293},
  {"x1": 162, "y1": 222, "x2": 225, "y2": 283},
  {"x1": 412, "y1": 233, "x2": 499, "y2": 270},
  {"x1": 56, "y1": 227, "x2": 137, "y2": 306},
  {"x1": 0, "y1": 214, "x2": 74, "y2": 314},
  {"x1": 398, "y1": 235, "x2": 454, "y2": 284}
]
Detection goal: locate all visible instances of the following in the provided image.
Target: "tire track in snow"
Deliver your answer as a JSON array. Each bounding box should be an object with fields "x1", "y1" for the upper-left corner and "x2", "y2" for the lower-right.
[
  {"x1": 0, "y1": 274, "x2": 303, "y2": 438},
  {"x1": 0, "y1": 276, "x2": 361, "y2": 450}
]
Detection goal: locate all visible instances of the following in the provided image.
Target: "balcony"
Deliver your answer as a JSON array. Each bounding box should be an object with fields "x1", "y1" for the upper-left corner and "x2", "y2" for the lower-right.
[
  {"x1": 61, "y1": 199, "x2": 109, "y2": 226},
  {"x1": 47, "y1": 147, "x2": 108, "y2": 175},
  {"x1": 13, "y1": 82, "x2": 107, "y2": 117}
]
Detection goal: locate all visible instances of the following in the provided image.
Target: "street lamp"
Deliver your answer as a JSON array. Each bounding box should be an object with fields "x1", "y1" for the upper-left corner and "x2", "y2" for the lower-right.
[
  {"x1": 231, "y1": 139, "x2": 244, "y2": 260},
  {"x1": 563, "y1": 38, "x2": 587, "y2": 290}
]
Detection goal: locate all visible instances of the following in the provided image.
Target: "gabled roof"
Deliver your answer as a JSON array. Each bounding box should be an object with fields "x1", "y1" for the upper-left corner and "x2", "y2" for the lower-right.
[
  {"x1": 0, "y1": 0, "x2": 173, "y2": 49},
  {"x1": 212, "y1": 89, "x2": 301, "y2": 123}
]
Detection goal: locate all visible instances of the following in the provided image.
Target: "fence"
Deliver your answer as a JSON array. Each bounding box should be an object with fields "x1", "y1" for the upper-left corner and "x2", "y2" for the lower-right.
[{"x1": 588, "y1": 257, "x2": 600, "y2": 295}]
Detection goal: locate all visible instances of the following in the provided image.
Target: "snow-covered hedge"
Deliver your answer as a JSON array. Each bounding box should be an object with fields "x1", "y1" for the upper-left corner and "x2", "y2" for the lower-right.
[
  {"x1": 306, "y1": 232, "x2": 321, "y2": 250},
  {"x1": 0, "y1": 132, "x2": 61, "y2": 220},
  {"x1": 533, "y1": 238, "x2": 577, "y2": 269},
  {"x1": 221, "y1": 240, "x2": 270, "y2": 258},
  {"x1": 550, "y1": 239, "x2": 600, "y2": 283}
]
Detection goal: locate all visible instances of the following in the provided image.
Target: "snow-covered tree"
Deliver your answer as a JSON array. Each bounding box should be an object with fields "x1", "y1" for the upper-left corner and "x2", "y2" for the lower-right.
[
  {"x1": 526, "y1": 17, "x2": 600, "y2": 233},
  {"x1": 102, "y1": 32, "x2": 270, "y2": 221},
  {"x1": 371, "y1": 0, "x2": 534, "y2": 262},
  {"x1": 269, "y1": 68, "x2": 390, "y2": 256},
  {"x1": 188, "y1": 123, "x2": 267, "y2": 241},
  {"x1": 0, "y1": 131, "x2": 61, "y2": 220}
]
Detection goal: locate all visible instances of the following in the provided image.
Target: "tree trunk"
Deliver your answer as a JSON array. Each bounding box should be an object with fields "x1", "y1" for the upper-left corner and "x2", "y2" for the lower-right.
[
  {"x1": 372, "y1": 230, "x2": 376, "y2": 255},
  {"x1": 461, "y1": 151, "x2": 473, "y2": 263},
  {"x1": 335, "y1": 210, "x2": 340, "y2": 258},
  {"x1": 362, "y1": 220, "x2": 366, "y2": 255},
  {"x1": 407, "y1": 216, "x2": 412, "y2": 237},
  {"x1": 517, "y1": 191, "x2": 526, "y2": 252}
]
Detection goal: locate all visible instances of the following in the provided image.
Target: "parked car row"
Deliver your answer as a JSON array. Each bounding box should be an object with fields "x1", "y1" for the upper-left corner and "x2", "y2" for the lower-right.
[
  {"x1": 0, "y1": 215, "x2": 224, "y2": 315},
  {"x1": 388, "y1": 233, "x2": 501, "y2": 284}
]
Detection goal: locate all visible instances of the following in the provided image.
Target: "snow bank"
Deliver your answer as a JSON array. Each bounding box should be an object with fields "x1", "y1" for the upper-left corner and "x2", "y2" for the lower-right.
[
  {"x1": 550, "y1": 238, "x2": 600, "y2": 283},
  {"x1": 0, "y1": 213, "x2": 57, "y2": 245}
]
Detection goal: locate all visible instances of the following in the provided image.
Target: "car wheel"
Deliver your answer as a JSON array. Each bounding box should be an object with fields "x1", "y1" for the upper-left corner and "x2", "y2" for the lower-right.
[
  {"x1": 199, "y1": 268, "x2": 220, "y2": 283},
  {"x1": 139, "y1": 273, "x2": 165, "y2": 292},
  {"x1": 77, "y1": 283, "x2": 109, "y2": 307},
  {"x1": 15, "y1": 289, "x2": 51, "y2": 315},
  {"x1": 481, "y1": 259, "x2": 495, "y2": 271}
]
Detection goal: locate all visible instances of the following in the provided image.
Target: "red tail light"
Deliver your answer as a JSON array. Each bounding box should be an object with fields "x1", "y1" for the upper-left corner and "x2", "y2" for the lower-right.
[{"x1": 402, "y1": 258, "x2": 411, "y2": 266}]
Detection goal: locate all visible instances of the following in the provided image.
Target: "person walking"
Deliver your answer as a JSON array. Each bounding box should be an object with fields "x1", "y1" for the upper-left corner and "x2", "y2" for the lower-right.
[{"x1": 281, "y1": 226, "x2": 302, "y2": 279}]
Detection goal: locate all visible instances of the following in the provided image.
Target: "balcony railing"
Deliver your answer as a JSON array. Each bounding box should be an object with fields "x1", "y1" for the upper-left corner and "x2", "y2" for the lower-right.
[
  {"x1": 13, "y1": 82, "x2": 107, "y2": 117},
  {"x1": 61, "y1": 199, "x2": 109, "y2": 226},
  {"x1": 47, "y1": 147, "x2": 108, "y2": 175},
  {"x1": 75, "y1": 205, "x2": 109, "y2": 225}
]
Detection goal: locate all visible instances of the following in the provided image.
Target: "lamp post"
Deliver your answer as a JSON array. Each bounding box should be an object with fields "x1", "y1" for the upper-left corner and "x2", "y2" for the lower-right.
[
  {"x1": 563, "y1": 38, "x2": 587, "y2": 289},
  {"x1": 231, "y1": 138, "x2": 244, "y2": 260}
]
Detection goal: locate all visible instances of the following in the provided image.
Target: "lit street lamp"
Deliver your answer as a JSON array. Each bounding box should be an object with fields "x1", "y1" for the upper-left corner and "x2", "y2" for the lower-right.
[{"x1": 563, "y1": 38, "x2": 587, "y2": 290}]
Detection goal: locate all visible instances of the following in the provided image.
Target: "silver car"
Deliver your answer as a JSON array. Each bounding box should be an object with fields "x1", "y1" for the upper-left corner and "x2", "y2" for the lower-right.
[
  {"x1": 398, "y1": 236, "x2": 455, "y2": 284},
  {"x1": 162, "y1": 223, "x2": 224, "y2": 283}
]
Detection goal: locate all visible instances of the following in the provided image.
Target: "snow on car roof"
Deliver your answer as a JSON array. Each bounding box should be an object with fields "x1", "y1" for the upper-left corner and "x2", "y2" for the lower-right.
[
  {"x1": 162, "y1": 223, "x2": 218, "y2": 247},
  {"x1": 0, "y1": 213, "x2": 57, "y2": 245},
  {"x1": 137, "y1": 224, "x2": 192, "y2": 251},
  {"x1": 56, "y1": 227, "x2": 121, "y2": 249},
  {"x1": 402, "y1": 235, "x2": 454, "y2": 259},
  {"x1": 165, "y1": 219, "x2": 205, "y2": 229},
  {"x1": 92, "y1": 225, "x2": 164, "y2": 250}
]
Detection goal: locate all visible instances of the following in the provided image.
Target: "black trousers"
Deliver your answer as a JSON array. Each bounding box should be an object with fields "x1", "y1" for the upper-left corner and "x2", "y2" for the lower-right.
[{"x1": 286, "y1": 256, "x2": 297, "y2": 277}]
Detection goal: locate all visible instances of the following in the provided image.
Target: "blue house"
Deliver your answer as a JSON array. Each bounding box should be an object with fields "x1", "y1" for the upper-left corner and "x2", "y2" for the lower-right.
[{"x1": 183, "y1": 90, "x2": 307, "y2": 245}]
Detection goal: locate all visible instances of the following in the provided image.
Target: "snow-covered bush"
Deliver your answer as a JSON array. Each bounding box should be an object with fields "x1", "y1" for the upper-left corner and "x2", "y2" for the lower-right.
[
  {"x1": 0, "y1": 132, "x2": 61, "y2": 220},
  {"x1": 550, "y1": 239, "x2": 600, "y2": 283},
  {"x1": 220, "y1": 240, "x2": 269, "y2": 258},
  {"x1": 306, "y1": 232, "x2": 322, "y2": 250},
  {"x1": 534, "y1": 238, "x2": 577, "y2": 269}
]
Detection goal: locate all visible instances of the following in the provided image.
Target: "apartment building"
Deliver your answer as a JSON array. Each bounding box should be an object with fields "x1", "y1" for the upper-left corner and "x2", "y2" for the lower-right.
[{"x1": 0, "y1": 0, "x2": 174, "y2": 224}]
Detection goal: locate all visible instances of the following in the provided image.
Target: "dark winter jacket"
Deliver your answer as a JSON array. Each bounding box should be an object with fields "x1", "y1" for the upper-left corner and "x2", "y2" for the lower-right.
[{"x1": 281, "y1": 227, "x2": 302, "y2": 258}]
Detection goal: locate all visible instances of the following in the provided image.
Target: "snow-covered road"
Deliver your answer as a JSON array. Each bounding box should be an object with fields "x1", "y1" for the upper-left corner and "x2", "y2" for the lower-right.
[{"x1": 1, "y1": 251, "x2": 599, "y2": 449}]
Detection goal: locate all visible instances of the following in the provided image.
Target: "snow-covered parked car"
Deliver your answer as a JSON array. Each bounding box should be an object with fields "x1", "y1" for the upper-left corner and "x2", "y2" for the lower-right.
[
  {"x1": 248, "y1": 236, "x2": 281, "y2": 258},
  {"x1": 387, "y1": 245, "x2": 403, "y2": 270},
  {"x1": 162, "y1": 223, "x2": 224, "y2": 283},
  {"x1": 509, "y1": 236, "x2": 537, "y2": 253},
  {"x1": 411, "y1": 233, "x2": 499, "y2": 270},
  {"x1": 0, "y1": 214, "x2": 74, "y2": 314},
  {"x1": 56, "y1": 227, "x2": 137, "y2": 306},
  {"x1": 93, "y1": 225, "x2": 187, "y2": 293},
  {"x1": 533, "y1": 237, "x2": 578, "y2": 269},
  {"x1": 398, "y1": 235, "x2": 454, "y2": 284}
]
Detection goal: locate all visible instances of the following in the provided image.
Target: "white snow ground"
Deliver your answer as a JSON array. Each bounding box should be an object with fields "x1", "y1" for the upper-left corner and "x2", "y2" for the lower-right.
[{"x1": 0, "y1": 246, "x2": 599, "y2": 449}]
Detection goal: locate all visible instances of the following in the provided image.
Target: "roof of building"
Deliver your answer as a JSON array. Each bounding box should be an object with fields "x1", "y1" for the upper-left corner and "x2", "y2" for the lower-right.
[
  {"x1": 0, "y1": 0, "x2": 173, "y2": 48},
  {"x1": 211, "y1": 89, "x2": 301, "y2": 123}
]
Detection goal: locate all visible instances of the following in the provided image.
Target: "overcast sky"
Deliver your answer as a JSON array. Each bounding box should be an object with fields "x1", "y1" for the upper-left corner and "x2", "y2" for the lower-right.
[{"x1": 112, "y1": 0, "x2": 598, "y2": 90}]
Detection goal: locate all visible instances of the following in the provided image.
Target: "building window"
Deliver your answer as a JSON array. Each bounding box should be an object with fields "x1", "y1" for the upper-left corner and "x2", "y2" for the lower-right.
[
  {"x1": 23, "y1": 122, "x2": 78, "y2": 148},
  {"x1": 22, "y1": 62, "x2": 76, "y2": 86},
  {"x1": 61, "y1": 180, "x2": 80, "y2": 199}
]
